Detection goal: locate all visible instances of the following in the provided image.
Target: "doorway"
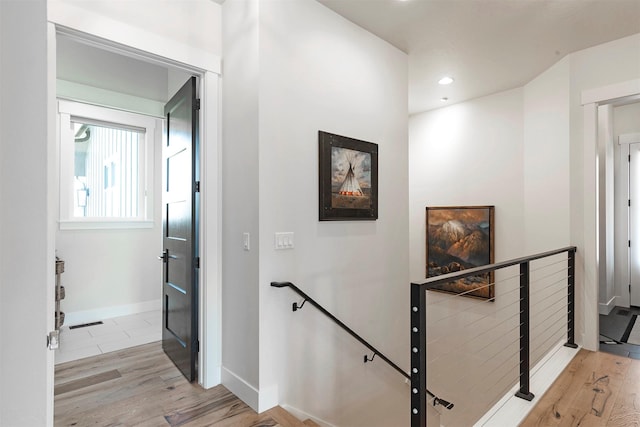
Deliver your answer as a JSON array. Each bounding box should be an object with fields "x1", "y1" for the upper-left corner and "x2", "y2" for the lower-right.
[
  {"x1": 49, "y1": 20, "x2": 222, "y2": 391},
  {"x1": 597, "y1": 101, "x2": 640, "y2": 358},
  {"x1": 54, "y1": 34, "x2": 196, "y2": 368},
  {"x1": 627, "y1": 135, "x2": 640, "y2": 308}
]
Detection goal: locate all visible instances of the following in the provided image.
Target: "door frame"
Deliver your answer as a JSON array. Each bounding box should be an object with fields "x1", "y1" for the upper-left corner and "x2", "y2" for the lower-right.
[
  {"x1": 47, "y1": 10, "x2": 222, "y2": 390},
  {"x1": 619, "y1": 133, "x2": 640, "y2": 307},
  {"x1": 582, "y1": 78, "x2": 640, "y2": 351}
]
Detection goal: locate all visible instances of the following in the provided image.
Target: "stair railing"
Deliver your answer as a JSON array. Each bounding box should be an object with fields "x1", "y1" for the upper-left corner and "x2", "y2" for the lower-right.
[
  {"x1": 410, "y1": 246, "x2": 577, "y2": 427},
  {"x1": 271, "y1": 281, "x2": 454, "y2": 410}
]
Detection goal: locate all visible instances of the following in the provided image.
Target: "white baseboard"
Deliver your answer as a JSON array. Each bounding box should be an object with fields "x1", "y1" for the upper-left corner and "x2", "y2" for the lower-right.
[
  {"x1": 282, "y1": 404, "x2": 337, "y2": 427},
  {"x1": 598, "y1": 295, "x2": 617, "y2": 315},
  {"x1": 64, "y1": 299, "x2": 161, "y2": 326},
  {"x1": 221, "y1": 367, "x2": 278, "y2": 413},
  {"x1": 474, "y1": 341, "x2": 580, "y2": 427}
]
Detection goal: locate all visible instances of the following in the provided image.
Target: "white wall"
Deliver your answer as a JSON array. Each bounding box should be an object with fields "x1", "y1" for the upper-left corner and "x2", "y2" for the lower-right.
[
  {"x1": 410, "y1": 88, "x2": 526, "y2": 281},
  {"x1": 257, "y1": 1, "x2": 410, "y2": 425},
  {"x1": 223, "y1": 0, "x2": 416, "y2": 424},
  {"x1": 221, "y1": 0, "x2": 261, "y2": 399},
  {"x1": 614, "y1": 102, "x2": 640, "y2": 137},
  {"x1": 523, "y1": 57, "x2": 571, "y2": 253},
  {"x1": 55, "y1": 228, "x2": 162, "y2": 323},
  {"x1": 0, "y1": 1, "x2": 54, "y2": 425}
]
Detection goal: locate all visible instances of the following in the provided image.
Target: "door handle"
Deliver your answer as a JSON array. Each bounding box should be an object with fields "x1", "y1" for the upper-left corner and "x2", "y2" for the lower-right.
[{"x1": 158, "y1": 250, "x2": 168, "y2": 263}]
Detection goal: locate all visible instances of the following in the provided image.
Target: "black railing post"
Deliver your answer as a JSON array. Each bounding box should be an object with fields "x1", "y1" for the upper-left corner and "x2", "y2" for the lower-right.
[
  {"x1": 565, "y1": 249, "x2": 578, "y2": 349},
  {"x1": 515, "y1": 261, "x2": 534, "y2": 401},
  {"x1": 411, "y1": 283, "x2": 427, "y2": 427}
]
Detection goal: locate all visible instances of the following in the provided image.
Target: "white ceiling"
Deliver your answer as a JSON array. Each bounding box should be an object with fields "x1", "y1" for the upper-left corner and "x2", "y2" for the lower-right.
[
  {"x1": 57, "y1": 35, "x2": 170, "y2": 102},
  {"x1": 316, "y1": 0, "x2": 640, "y2": 114}
]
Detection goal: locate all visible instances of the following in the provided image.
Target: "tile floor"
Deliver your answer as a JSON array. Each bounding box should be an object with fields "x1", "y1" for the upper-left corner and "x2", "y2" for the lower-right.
[
  {"x1": 599, "y1": 305, "x2": 640, "y2": 359},
  {"x1": 55, "y1": 310, "x2": 161, "y2": 365}
]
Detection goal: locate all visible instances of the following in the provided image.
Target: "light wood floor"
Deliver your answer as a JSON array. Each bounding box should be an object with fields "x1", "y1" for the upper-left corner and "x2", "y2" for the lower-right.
[
  {"x1": 55, "y1": 341, "x2": 318, "y2": 427},
  {"x1": 520, "y1": 349, "x2": 640, "y2": 426}
]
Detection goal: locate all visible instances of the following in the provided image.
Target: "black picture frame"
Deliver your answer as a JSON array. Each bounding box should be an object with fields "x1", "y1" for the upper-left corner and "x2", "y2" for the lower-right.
[{"x1": 319, "y1": 131, "x2": 378, "y2": 221}]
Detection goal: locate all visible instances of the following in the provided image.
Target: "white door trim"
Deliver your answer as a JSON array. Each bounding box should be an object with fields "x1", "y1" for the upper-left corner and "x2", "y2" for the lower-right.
[
  {"x1": 622, "y1": 135, "x2": 640, "y2": 307},
  {"x1": 620, "y1": 133, "x2": 640, "y2": 145},
  {"x1": 46, "y1": 9, "x2": 223, "y2": 389},
  {"x1": 582, "y1": 78, "x2": 640, "y2": 351}
]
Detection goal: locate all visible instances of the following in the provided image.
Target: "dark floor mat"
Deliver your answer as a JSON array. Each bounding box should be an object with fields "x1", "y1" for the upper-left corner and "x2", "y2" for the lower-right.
[
  {"x1": 600, "y1": 311, "x2": 632, "y2": 342},
  {"x1": 599, "y1": 343, "x2": 630, "y2": 358},
  {"x1": 621, "y1": 315, "x2": 638, "y2": 343}
]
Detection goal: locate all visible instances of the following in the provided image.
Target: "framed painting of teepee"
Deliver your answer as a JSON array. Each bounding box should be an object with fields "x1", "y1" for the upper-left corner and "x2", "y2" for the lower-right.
[{"x1": 318, "y1": 131, "x2": 378, "y2": 221}]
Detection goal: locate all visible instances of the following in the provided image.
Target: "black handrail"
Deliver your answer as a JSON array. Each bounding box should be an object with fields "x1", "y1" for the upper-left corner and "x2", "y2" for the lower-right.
[
  {"x1": 271, "y1": 281, "x2": 454, "y2": 410},
  {"x1": 416, "y1": 246, "x2": 577, "y2": 290}
]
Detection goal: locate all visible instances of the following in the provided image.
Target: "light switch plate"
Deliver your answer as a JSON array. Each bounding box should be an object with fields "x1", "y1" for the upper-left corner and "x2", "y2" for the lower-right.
[{"x1": 275, "y1": 232, "x2": 294, "y2": 250}]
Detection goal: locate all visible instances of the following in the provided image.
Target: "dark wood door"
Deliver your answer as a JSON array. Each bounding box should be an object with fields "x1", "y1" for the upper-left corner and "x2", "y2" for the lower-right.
[{"x1": 161, "y1": 76, "x2": 199, "y2": 381}]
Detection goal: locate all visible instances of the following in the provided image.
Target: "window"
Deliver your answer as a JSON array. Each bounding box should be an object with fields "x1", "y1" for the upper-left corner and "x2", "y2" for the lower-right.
[{"x1": 59, "y1": 100, "x2": 157, "y2": 229}]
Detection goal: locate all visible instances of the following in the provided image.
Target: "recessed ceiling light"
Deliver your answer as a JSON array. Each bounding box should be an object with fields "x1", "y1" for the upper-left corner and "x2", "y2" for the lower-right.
[
  {"x1": 440, "y1": 97, "x2": 449, "y2": 102},
  {"x1": 438, "y1": 76, "x2": 454, "y2": 85}
]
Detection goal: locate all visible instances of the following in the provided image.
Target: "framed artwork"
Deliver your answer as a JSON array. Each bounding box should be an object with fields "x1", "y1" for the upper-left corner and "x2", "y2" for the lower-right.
[
  {"x1": 318, "y1": 131, "x2": 378, "y2": 221},
  {"x1": 426, "y1": 206, "x2": 495, "y2": 299}
]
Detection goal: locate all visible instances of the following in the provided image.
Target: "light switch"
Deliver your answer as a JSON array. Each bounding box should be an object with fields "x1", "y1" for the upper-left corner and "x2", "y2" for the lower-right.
[
  {"x1": 275, "y1": 232, "x2": 294, "y2": 250},
  {"x1": 243, "y1": 232, "x2": 250, "y2": 251}
]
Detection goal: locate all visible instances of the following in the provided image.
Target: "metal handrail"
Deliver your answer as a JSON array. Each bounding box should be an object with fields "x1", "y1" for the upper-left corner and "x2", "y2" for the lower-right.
[
  {"x1": 410, "y1": 246, "x2": 577, "y2": 426},
  {"x1": 271, "y1": 281, "x2": 454, "y2": 410},
  {"x1": 414, "y1": 246, "x2": 577, "y2": 290}
]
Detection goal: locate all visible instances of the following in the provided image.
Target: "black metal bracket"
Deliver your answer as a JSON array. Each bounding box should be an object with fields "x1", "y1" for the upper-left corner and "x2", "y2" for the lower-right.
[
  {"x1": 364, "y1": 352, "x2": 376, "y2": 363},
  {"x1": 433, "y1": 397, "x2": 454, "y2": 410},
  {"x1": 292, "y1": 299, "x2": 307, "y2": 312},
  {"x1": 515, "y1": 391, "x2": 535, "y2": 401}
]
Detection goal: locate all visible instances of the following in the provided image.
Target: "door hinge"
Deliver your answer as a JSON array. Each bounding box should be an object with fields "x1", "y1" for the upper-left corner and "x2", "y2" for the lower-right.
[
  {"x1": 47, "y1": 330, "x2": 59, "y2": 350},
  {"x1": 196, "y1": 340, "x2": 200, "y2": 353},
  {"x1": 195, "y1": 181, "x2": 200, "y2": 193},
  {"x1": 194, "y1": 98, "x2": 201, "y2": 111},
  {"x1": 629, "y1": 240, "x2": 632, "y2": 248},
  {"x1": 629, "y1": 154, "x2": 632, "y2": 162},
  {"x1": 629, "y1": 199, "x2": 632, "y2": 207},
  {"x1": 195, "y1": 257, "x2": 200, "y2": 269},
  {"x1": 630, "y1": 284, "x2": 632, "y2": 294}
]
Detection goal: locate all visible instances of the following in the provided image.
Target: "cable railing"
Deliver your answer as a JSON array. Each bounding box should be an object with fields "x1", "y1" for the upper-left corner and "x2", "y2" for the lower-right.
[
  {"x1": 410, "y1": 246, "x2": 577, "y2": 427},
  {"x1": 271, "y1": 281, "x2": 455, "y2": 410}
]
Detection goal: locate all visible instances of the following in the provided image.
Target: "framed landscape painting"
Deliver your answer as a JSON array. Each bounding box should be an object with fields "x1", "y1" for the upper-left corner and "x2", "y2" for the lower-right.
[
  {"x1": 318, "y1": 131, "x2": 378, "y2": 221},
  {"x1": 426, "y1": 206, "x2": 495, "y2": 299}
]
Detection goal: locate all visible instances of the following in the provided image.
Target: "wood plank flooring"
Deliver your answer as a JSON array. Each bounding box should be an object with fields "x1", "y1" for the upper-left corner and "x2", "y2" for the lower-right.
[
  {"x1": 55, "y1": 342, "x2": 314, "y2": 427},
  {"x1": 520, "y1": 349, "x2": 640, "y2": 427}
]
